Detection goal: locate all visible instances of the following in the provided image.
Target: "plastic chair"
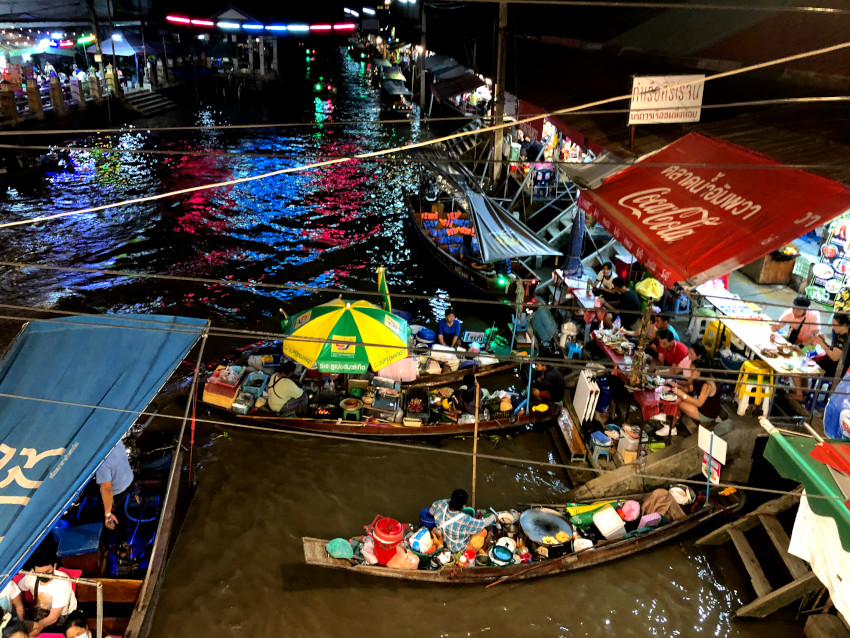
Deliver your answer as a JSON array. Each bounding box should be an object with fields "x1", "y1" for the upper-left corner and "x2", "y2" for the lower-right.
[
  {"x1": 735, "y1": 360, "x2": 774, "y2": 416},
  {"x1": 670, "y1": 293, "x2": 690, "y2": 316},
  {"x1": 807, "y1": 378, "x2": 833, "y2": 412},
  {"x1": 688, "y1": 306, "x2": 717, "y2": 342},
  {"x1": 702, "y1": 320, "x2": 732, "y2": 358},
  {"x1": 566, "y1": 343, "x2": 583, "y2": 359}
]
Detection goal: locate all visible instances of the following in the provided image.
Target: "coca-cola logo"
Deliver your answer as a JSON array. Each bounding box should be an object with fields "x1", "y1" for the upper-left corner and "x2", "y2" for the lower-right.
[{"x1": 618, "y1": 188, "x2": 722, "y2": 244}]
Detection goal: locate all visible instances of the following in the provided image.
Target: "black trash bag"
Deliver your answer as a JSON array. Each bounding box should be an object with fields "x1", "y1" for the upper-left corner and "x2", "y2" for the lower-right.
[{"x1": 580, "y1": 418, "x2": 604, "y2": 442}]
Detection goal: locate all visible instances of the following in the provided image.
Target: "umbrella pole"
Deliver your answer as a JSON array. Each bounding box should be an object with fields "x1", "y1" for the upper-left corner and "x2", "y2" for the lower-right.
[{"x1": 471, "y1": 378, "x2": 480, "y2": 509}]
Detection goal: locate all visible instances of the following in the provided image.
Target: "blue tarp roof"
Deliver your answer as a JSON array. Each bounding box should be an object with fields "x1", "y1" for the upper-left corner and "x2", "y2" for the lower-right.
[{"x1": 0, "y1": 314, "x2": 208, "y2": 590}]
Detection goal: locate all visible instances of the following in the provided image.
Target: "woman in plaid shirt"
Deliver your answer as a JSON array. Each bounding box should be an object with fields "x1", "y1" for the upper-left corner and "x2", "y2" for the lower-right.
[{"x1": 430, "y1": 489, "x2": 496, "y2": 553}]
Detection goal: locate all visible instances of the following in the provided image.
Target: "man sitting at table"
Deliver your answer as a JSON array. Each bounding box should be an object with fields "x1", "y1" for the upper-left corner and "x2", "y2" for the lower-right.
[
  {"x1": 595, "y1": 262, "x2": 616, "y2": 290},
  {"x1": 600, "y1": 277, "x2": 642, "y2": 331},
  {"x1": 653, "y1": 329, "x2": 690, "y2": 376}
]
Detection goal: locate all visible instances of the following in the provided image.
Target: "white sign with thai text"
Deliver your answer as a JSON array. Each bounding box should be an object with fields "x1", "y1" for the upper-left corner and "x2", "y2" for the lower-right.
[{"x1": 629, "y1": 75, "x2": 705, "y2": 125}]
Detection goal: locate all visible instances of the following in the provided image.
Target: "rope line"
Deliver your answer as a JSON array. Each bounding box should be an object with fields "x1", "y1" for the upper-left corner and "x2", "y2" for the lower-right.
[{"x1": 1, "y1": 40, "x2": 847, "y2": 231}]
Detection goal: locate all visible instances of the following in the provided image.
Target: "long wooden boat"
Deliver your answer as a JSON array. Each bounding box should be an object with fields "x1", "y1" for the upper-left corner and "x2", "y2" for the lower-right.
[
  {"x1": 0, "y1": 314, "x2": 208, "y2": 638},
  {"x1": 407, "y1": 157, "x2": 560, "y2": 299},
  {"x1": 204, "y1": 402, "x2": 545, "y2": 438},
  {"x1": 302, "y1": 487, "x2": 744, "y2": 583}
]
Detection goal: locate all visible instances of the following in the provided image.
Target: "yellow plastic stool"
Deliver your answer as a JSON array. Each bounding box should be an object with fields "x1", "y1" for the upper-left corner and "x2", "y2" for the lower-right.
[
  {"x1": 735, "y1": 360, "x2": 774, "y2": 416},
  {"x1": 702, "y1": 320, "x2": 732, "y2": 358}
]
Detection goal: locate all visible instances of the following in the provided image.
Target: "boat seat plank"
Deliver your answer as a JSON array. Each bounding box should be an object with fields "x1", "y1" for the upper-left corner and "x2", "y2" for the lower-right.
[
  {"x1": 556, "y1": 407, "x2": 587, "y2": 462},
  {"x1": 760, "y1": 516, "x2": 810, "y2": 581},
  {"x1": 735, "y1": 572, "x2": 821, "y2": 618},
  {"x1": 695, "y1": 488, "x2": 802, "y2": 546},
  {"x1": 76, "y1": 578, "x2": 144, "y2": 604},
  {"x1": 728, "y1": 528, "x2": 773, "y2": 598}
]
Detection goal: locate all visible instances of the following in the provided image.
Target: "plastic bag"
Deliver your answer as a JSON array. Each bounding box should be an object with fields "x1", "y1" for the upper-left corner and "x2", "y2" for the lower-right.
[
  {"x1": 360, "y1": 536, "x2": 378, "y2": 565},
  {"x1": 386, "y1": 546, "x2": 419, "y2": 570},
  {"x1": 635, "y1": 278, "x2": 664, "y2": 301}
]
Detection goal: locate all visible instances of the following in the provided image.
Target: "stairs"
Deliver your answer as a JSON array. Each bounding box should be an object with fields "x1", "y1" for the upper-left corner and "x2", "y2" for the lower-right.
[
  {"x1": 443, "y1": 119, "x2": 485, "y2": 158},
  {"x1": 121, "y1": 90, "x2": 177, "y2": 116},
  {"x1": 538, "y1": 202, "x2": 578, "y2": 247},
  {"x1": 695, "y1": 487, "x2": 821, "y2": 618}
]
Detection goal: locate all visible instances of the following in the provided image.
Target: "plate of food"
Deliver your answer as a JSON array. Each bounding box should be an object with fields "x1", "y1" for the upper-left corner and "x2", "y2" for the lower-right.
[
  {"x1": 826, "y1": 279, "x2": 844, "y2": 294},
  {"x1": 661, "y1": 391, "x2": 677, "y2": 402},
  {"x1": 813, "y1": 263, "x2": 835, "y2": 280},
  {"x1": 822, "y1": 244, "x2": 839, "y2": 259},
  {"x1": 781, "y1": 363, "x2": 796, "y2": 372}
]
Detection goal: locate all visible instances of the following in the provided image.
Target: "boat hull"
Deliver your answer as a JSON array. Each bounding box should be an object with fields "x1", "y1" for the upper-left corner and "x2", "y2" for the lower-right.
[{"x1": 302, "y1": 490, "x2": 744, "y2": 583}]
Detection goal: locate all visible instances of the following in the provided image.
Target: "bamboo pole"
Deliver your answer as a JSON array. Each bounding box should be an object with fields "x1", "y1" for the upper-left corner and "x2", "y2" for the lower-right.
[{"x1": 471, "y1": 378, "x2": 480, "y2": 509}]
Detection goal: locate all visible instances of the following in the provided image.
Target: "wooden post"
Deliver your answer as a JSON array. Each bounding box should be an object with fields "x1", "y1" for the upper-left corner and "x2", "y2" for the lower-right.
[
  {"x1": 491, "y1": 0, "x2": 507, "y2": 187},
  {"x1": 418, "y1": 2, "x2": 426, "y2": 109},
  {"x1": 471, "y1": 378, "x2": 480, "y2": 509}
]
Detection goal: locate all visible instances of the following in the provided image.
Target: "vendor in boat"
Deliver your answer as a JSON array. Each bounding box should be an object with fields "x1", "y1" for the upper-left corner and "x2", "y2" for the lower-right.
[
  {"x1": 17, "y1": 547, "x2": 77, "y2": 636},
  {"x1": 430, "y1": 489, "x2": 496, "y2": 554},
  {"x1": 531, "y1": 362, "x2": 565, "y2": 405},
  {"x1": 437, "y1": 309, "x2": 462, "y2": 348},
  {"x1": 445, "y1": 374, "x2": 483, "y2": 421},
  {"x1": 97, "y1": 439, "x2": 135, "y2": 543},
  {"x1": 267, "y1": 361, "x2": 309, "y2": 416}
]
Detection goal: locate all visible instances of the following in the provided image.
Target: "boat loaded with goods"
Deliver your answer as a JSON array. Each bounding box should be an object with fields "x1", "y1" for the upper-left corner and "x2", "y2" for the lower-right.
[
  {"x1": 303, "y1": 485, "x2": 744, "y2": 583},
  {"x1": 201, "y1": 298, "x2": 553, "y2": 437}
]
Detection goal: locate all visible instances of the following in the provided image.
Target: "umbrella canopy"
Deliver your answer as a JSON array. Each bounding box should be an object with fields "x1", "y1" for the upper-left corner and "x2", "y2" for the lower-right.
[{"x1": 282, "y1": 299, "x2": 410, "y2": 373}]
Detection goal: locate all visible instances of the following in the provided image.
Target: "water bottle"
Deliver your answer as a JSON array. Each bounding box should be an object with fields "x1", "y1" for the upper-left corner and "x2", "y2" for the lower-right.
[{"x1": 613, "y1": 316, "x2": 622, "y2": 331}]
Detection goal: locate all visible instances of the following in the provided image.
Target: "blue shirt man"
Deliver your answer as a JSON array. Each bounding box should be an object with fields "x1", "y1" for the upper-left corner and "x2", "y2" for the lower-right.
[
  {"x1": 96, "y1": 440, "x2": 134, "y2": 533},
  {"x1": 437, "y1": 310, "x2": 462, "y2": 348}
]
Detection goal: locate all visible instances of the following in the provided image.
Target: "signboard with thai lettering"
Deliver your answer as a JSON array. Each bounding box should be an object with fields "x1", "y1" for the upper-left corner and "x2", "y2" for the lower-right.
[
  {"x1": 577, "y1": 133, "x2": 850, "y2": 286},
  {"x1": 629, "y1": 75, "x2": 705, "y2": 125}
]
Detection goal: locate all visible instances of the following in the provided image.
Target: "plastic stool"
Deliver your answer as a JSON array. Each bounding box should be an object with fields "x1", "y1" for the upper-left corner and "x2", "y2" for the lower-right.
[
  {"x1": 807, "y1": 378, "x2": 833, "y2": 412},
  {"x1": 590, "y1": 431, "x2": 613, "y2": 462},
  {"x1": 735, "y1": 360, "x2": 774, "y2": 416},
  {"x1": 702, "y1": 320, "x2": 732, "y2": 358},
  {"x1": 342, "y1": 408, "x2": 362, "y2": 420},
  {"x1": 688, "y1": 307, "x2": 716, "y2": 343},
  {"x1": 671, "y1": 293, "x2": 690, "y2": 316},
  {"x1": 567, "y1": 343, "x2": 583, "y2": 359}
]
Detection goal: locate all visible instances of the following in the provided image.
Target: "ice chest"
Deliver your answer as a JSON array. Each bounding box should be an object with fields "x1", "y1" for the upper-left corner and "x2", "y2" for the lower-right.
[
  {"x1": 593, "y1": 505, "x2": 626, "y2": 540},
  {"x1": 231, "y1": 392, "x2": 255, "y2": 415},
  {"x1": 56, "y1": 522, "x2": 102, "y2": 574}
]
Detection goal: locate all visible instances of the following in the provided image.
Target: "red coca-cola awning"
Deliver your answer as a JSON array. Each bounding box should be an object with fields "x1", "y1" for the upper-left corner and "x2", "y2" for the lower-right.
[{"x1": 578, "y1": 133, "x2": 850, "y2": 287}]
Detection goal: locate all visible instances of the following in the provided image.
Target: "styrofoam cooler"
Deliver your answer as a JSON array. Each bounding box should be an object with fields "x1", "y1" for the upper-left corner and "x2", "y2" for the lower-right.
[{"x1": 593, "y1": 505, "x2": 626, "y2": 540}]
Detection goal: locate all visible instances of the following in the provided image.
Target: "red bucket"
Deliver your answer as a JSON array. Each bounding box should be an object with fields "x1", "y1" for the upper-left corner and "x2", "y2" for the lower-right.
[{"x1": 365, "y1": 515, "x2": 409, "y2": 566}]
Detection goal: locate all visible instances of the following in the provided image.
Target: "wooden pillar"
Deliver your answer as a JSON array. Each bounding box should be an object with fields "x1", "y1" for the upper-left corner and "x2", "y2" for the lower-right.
[
  {"x1": 248, "y1": 37, "x2": 254, "y2": 75},
  {"x1": 0, "y1": 85, "x2": 18, "y2": 122},
  {"x1": 418, "y1": 2, "x2": 426, "y2": 109},
  {"x1": 69, "y1": 78, "x2": 86, "y2": 109},
  {"x1": 272, "y1": 37, "x2": 278, "y2": 72},
  {"x1": 491, "y1": 0, "x2": 508, "y2": 186},
  {"x1": 25, "y1": 71, "x2": 44, "y2": 119},
  {"x1": 49, "y1": 76, "x2": 66, "y2": 115},
  {"x1": 88, "y1": 69, "x2": 102, "y2": 100}
]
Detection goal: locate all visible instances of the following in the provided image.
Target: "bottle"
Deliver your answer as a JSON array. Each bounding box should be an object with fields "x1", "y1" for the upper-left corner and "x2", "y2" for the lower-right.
[
  {"x1": 613, "y1": 316, "x2": 622, "y2": 331},
  {"x1": 586, "y1": 278, "x2": 592, "y2": 295}
]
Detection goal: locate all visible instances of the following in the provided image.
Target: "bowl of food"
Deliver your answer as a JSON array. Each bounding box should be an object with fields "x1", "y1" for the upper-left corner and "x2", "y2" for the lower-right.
[{"x1": 822, "y1": 244, "x2": 839, "y2": 259}]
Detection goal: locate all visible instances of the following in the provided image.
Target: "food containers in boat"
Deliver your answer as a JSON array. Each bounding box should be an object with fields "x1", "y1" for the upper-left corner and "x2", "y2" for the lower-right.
[
  {"x1": 572, "y1": 537, "x2": 594, "y2": 552},
  {"x1": 592, "y1": 505, "x2": 626, "y2": 540},
  {"x1": 410, "y1": 527, "x2": 434, "y2": 553}
]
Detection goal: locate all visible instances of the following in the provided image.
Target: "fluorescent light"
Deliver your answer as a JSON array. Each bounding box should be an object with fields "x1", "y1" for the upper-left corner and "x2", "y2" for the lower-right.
[
  {"x1": 287, "y1": 24, "x2": 309, "y2": 31},
  {"x1": 362, "y1": 7, "x2": 375, "y2": 14},
  {"x1": 77, "y1": 35, "x2": 95, "y2": 44},
  {"x1": 166, "y1": 15, "x2": 191, "y2": 24},
  {"x1": 50, "y1": 32, "x2": 61, "y2": 38},
  {"x1": 112, "y1": 33, "x2": 123, "y2": 40},
  {"x1": 242, "y1": 23, "x2": 265, "y2": 30},
  {"x1": 310, "y1": 24, "x2": 332, "y2": 30},
  {"x1": 191, "y1": 19, "x2": 214, "y2": 26},
  {"x1": 197, "y1": 34, "x2": 206, "y2": 40},
  {"x1": 334, "y1": 23, "x2": 356, "y2": 30},
  {"x1": 217, "y1": 21, "x2": 240, "y2": 29},
  {"x1": 266, "y1": 25, "x2": 287, "y2": 31}
]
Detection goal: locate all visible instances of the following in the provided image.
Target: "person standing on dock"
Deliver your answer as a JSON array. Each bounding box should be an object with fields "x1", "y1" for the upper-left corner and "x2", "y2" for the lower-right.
[{"x1": 437, "y1": 309, "x2": 462, "y2": 348}]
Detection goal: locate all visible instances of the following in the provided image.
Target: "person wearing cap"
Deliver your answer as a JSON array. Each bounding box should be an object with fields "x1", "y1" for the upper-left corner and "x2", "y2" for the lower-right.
[
  {"x1": 772, "y1": 296, "x2": 822, "y2": 401},
  {"x1": 429, "y1": 489, "x2": 495, "y2": 554},
  {"x1": 437, "y1": 309, "x2": 461, "y2": 348}
]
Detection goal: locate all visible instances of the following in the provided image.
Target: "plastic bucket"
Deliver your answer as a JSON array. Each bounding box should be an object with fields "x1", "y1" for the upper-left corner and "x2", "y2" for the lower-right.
[
  {"x1": 419, "y1": 508, "x2": 436, "y2": 529},
  {"x1": 365, "y1": 515, "x2": 409, "y2": 566}
]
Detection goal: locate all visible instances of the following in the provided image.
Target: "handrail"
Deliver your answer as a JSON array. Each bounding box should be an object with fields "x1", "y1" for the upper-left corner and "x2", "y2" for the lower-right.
[{"x1": 15, "y1": 570, "x2": 103, "y2": 638}]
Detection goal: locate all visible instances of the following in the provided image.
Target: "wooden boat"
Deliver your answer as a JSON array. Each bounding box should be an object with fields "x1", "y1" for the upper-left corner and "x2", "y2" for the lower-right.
[
  {"x1": 407, "y1": 158, "x2": 560, "y2": 299},
  {"x1": 301, "y1": 487, "x2": 744, "y2": 583},
  {"x1": 204, "y1": 402, "x2": 547, "y2": 438},
  {"x1": 0, "y1": 314, "x2": 208, "y2": 638}
]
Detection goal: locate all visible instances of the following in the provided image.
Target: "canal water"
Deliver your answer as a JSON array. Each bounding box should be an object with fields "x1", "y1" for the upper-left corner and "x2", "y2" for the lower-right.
[{"x1": 2, "y1": 47, "x2": 804, "y2": 637}]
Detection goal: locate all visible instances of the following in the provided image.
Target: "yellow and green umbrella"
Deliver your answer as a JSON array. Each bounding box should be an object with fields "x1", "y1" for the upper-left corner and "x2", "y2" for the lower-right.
[{"x1": 281, "y1": 299, "x2": 411, "y2": 373}]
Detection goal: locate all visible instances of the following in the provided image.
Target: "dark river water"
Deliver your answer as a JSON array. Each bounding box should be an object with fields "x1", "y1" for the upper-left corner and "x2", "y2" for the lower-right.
[{"x1": 2, "y1": 46, "x2": 805, "y2": 637}]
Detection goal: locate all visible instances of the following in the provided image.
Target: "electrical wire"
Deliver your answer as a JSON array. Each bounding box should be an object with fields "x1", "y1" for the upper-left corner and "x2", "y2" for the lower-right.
[
  {"x1": 0, "y1": 387, "x2": 837, "y2": 504},
  {"x1": 1, "y1": 39, "x2": 847, "y2": 231},
  {"x1": 0, "y1": 95, "x2": 846, "y2": 138},
  {"x1": 454, "y1": 0, "x2": 850, "y2": 14}
]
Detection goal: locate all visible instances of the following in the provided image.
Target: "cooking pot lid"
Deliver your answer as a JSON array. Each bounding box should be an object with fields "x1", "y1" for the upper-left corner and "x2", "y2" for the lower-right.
[{"x1": 519, "y1": 508, "x2": 573, "y2": 545}]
